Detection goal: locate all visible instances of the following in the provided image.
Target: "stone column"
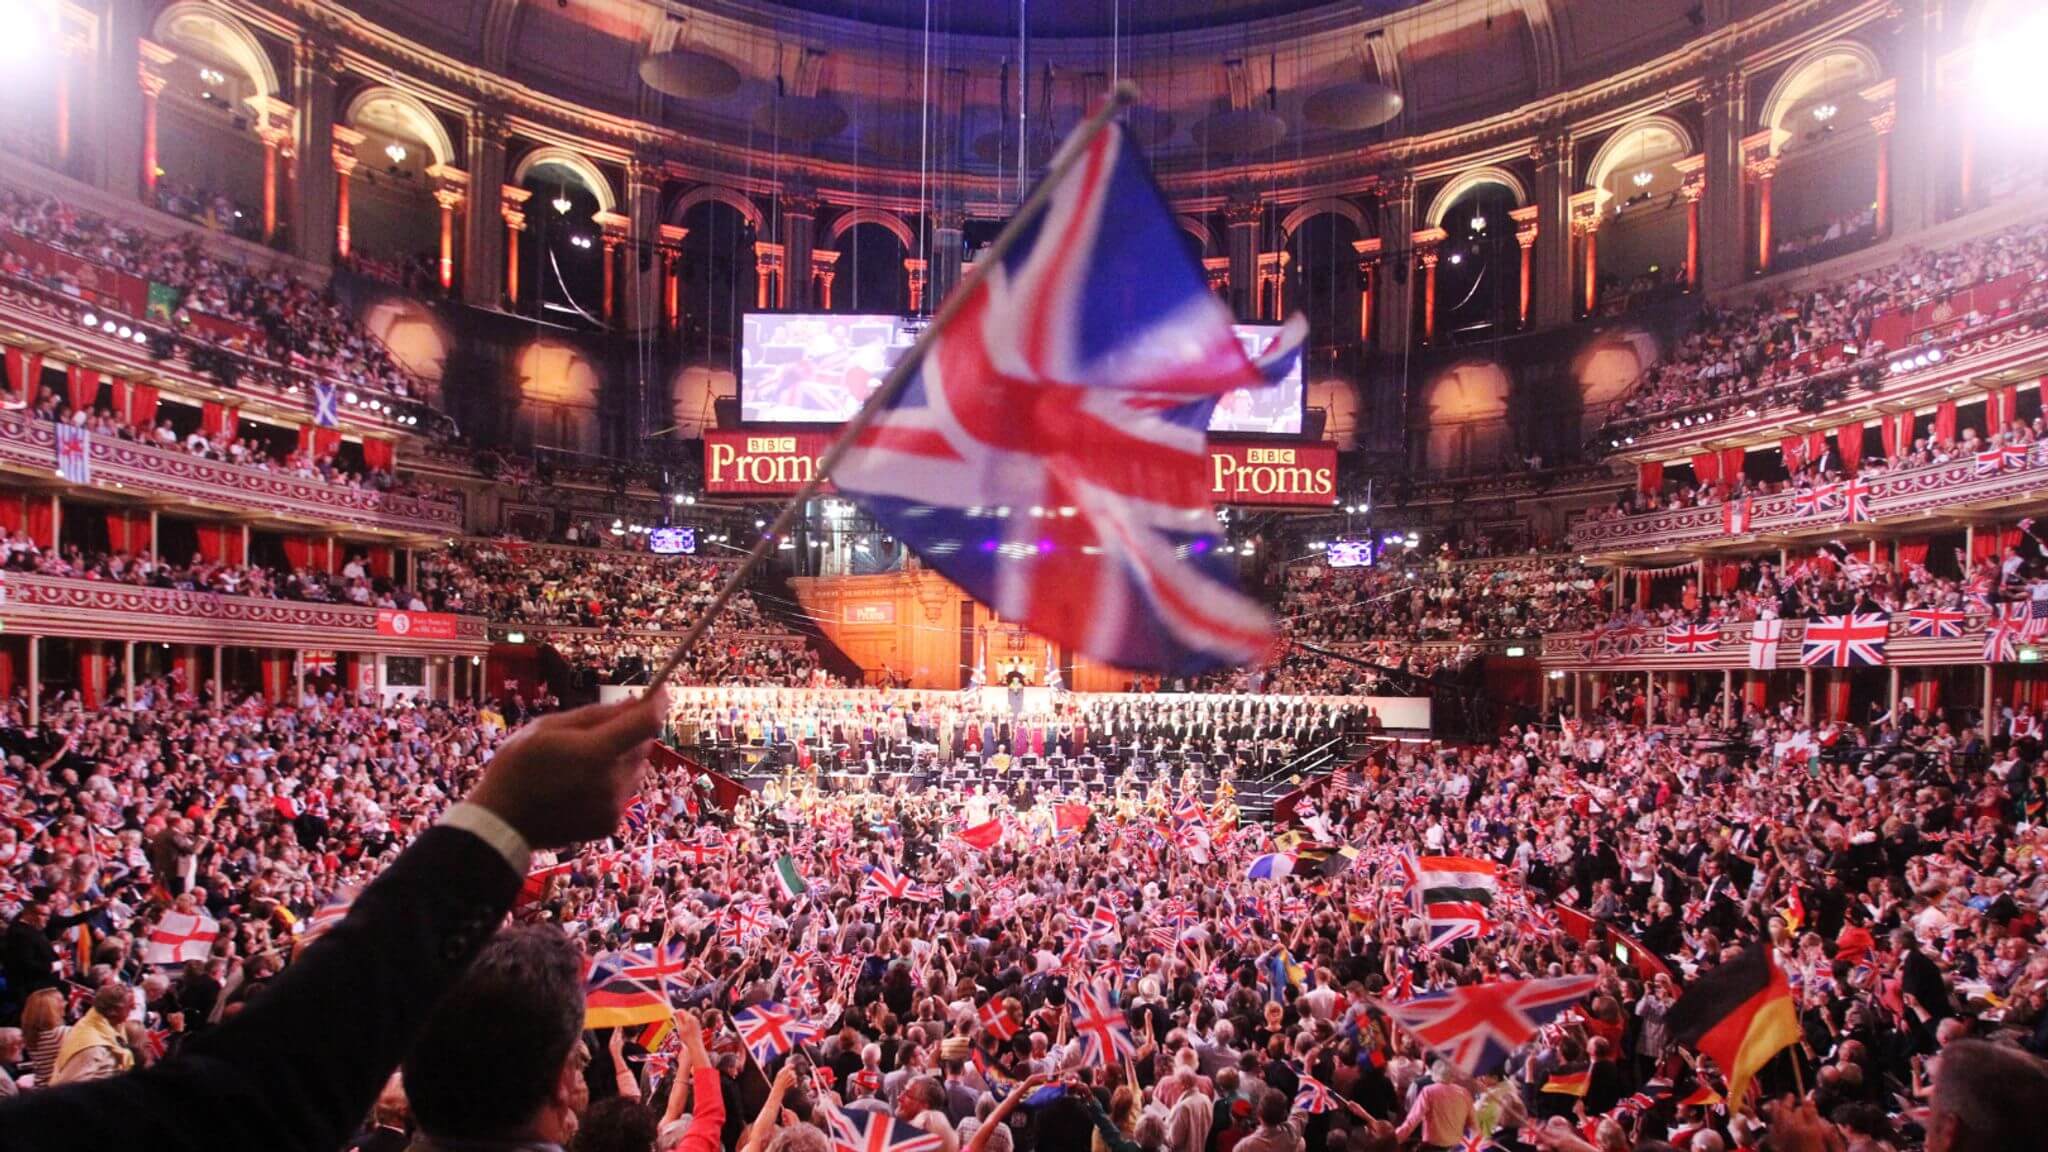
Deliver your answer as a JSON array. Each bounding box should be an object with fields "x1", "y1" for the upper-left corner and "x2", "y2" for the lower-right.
[
  {"x1": 292, "y1": 39, "x2": 340, "y2": 266},
  {"x1": 904, "y1": 258, "x2": 928, "y2": 314},
  {"x1": 597, "y1": 221, "x2": 625, "y2": 323},
  {"x1": 1351, "y1": 238, "x2": 1380, "y2": 346},
  {"x1": 1374, "y1": 175, "x2": 1416, "y2": 353},
  {"x1": 1884, "y1": 0, "x2": 1938, "y2": 235},
  {"x1": 812, "y1": 250, "x2": 839, "y2": 310},
  {"x1": 137, "y1": 40, "x2": 175, "y2": 199},
  {"x1": 1256, "y1": 251, "x2": 1290, "y2": 320},
  {"x1": 1412, "y1": 228, "x2": 1445, "y2": 343},
  {"x1": 1510, "y1": 205, "x2": 1538, "y2": 329},
  {"x1": 95, "y1": 0, "x2": 152, "y2": 200},
  {"x1": 1530, "y1": 135, "x2": 1574, "y2": 328},
  {"x1": 930, "y1": 207, "x2": 966, "y2": 312},
  {"x1": 1674, "y1": 154, "x2": 1706, "y2": 291},
  {"x1": 1868, "y1": 94, "x2": 1897, "y2": 237},
  {"x1": 428, "y1": 166, "x2": 469, "y2": 295},
  {"x1": 1746, "y1": 151, "x2": 1779, "y2": 275},
  {"x1": 1224, "y1": 192, "x2": 1262, "y2": 320},
  {"x1": 660, "y1": 224, "x2": 688, "y2": 330},
  {"x1": 463, "y1": 110, "x2": 510, "y2": 308},
  {"x1": 1698, "y1": 70, "x2": 1748, "y2": 293},
  {"x1": 754, "y1": 242, "x2": 785, "y2": 309},
  {"x1": 1576, "y1": 218, "x2": 1600, "y2": 316},
  {"x1": 780, "y1": 189, "x2": 819, "y2": 311},
  {"x1": 501, "y1": 186, "x2": 530, "y2": 307},
  {"x1": 624, "y1": 162, "x2": 664, "y2": 330},
  {"x1": 330, "y1": 126, "x2": 363, "y2": 260}
]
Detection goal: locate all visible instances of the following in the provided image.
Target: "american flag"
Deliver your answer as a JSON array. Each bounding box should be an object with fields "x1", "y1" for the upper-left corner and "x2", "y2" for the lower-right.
[
  {"x1": 731, "y1": 1001, "x2": 820, "y2": 1065},
  {"x1": 821, "y1": 1105, "x2": 947, "y2": 1152},
  {"x1": 831, "y1": 119, "x2": 1302, "y2": 675},
  {"x1": 1904, "y1": 607, "x2": 1968, "y2": 639},
  {"x1": 1375, "y1": 974, "x2": 1599, "y2": 1076},
  {"x1": 1664, "y1": 622, "x2": 1722, "y2": 654},
  {"x1": 1799, "y1": 613, "x2": 1890, "y2": 666},
  {"x1": 54, "y1": 422, "x2": 90, "y2": 485}
]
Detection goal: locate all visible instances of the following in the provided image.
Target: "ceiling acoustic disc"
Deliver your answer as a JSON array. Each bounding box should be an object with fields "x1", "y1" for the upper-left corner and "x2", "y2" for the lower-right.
[
  {"x1": 1190, "y1": 109, "x2": 1288, "y2": 156},
  {"x1": 753, "y1": 96, "x2": 850, "y2": 143},
  {"x1": 1120, "y1": 105, "x2": 1178, "y2": 148},
  {"x1": 1302, "y1": 79, "x2": 1404, "y2": 131},
  {"x1": 638, "y1": 49, "x2": 743, "y2": 101}
]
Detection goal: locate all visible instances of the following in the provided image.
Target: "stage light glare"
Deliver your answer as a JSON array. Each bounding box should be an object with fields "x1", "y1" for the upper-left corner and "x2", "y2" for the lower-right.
[
  {"x1": 80, "y1": 311, "x2": 96, "y2": 328},
  {"x1": 1977, "y1": 13, "x2": 2048, "y2": 136},
  {"x1": 0, "y1": 2, "x2": 54, "y2": 66}
]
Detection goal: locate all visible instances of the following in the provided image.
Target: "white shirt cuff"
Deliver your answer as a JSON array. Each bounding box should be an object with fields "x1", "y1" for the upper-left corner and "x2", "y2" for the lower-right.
[{"x1": 438, "y1": 801, "x2": 532, "y2": 876}]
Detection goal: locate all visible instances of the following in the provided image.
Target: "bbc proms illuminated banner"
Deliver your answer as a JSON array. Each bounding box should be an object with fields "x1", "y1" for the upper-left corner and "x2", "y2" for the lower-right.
[{"x1": 704, "y1": 430, "x2": 1336, "y2": 507}]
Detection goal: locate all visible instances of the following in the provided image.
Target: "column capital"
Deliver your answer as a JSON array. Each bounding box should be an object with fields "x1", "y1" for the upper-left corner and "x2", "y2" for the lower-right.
[
  {"x1": 1202, "y1": 256, "x2": 1230, "y2": 293},
  {"x1": 501, "y1": 184, "x2": 532, "y2": 231},
  {"x1": 1370, "y1": 169, "x2": 1416, "y2": 201},
  {"x1": 1526, "y1": 131, "x2": 1571, "y2": 168},
  {"x1": 428, "y1": 164, "x2": 469, "y2": 200},
  {"x1": 932, "y1": 207, "x2": 967, "y2": 233},
  {"x1": 659, "y1": 223, "x2": 690, "y2": 250},
  {"x1": 1224, "y1": 197, "x2": 1263, "y2": 227},
  {"x1": 1672, "y1": 153, "x2": 1708, "y2": 201},
  {"x1": 594, "y1": 210, "x2": 631, "y2": 241},
  {"x1": 1867, "y1": 103, "x2": 1898, "y2": 136},
  {"x1": 1568, "y1": 189, "x2": 1609, "y2": 235},
  {"x1": 903, "y1": 256, "x2": 928, "y2": 277},
  {"x1": 138, "y1": 39, "x2": 178, "y2": 97},
  {"x1": 1350, "y1": 236, "x2": 1383, "y2": 267},
  {"x1": 1698, "y1": 67, "x2": 1745, "y2": 109},
  {"x1": 471, "y1": 103, "x2": 512, "y2": 143},
  {"x1": 1509, "y1": 203, "x2": 1540, "y2": 246},
  {"x1": 754, "y1": 241, "x2": 786, "y2": 269},
  {"x1": 782, "y1": 191, "x2": 824, "y2": 219},
  {"x1": 1744, "y1": 154, "x2": 1781, "y2": 182},
  {"x1": 1409, "y1": 226, "x2": 1447, "y2": 258},
  {"x1": 331, "y1": 124, "x2": 366, "y2": 175}
]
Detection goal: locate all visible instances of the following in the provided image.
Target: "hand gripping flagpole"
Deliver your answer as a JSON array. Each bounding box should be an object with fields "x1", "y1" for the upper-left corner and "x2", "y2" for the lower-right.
[{"x1": 647, "y1": 82, "x2": 1141, "y2": 692}]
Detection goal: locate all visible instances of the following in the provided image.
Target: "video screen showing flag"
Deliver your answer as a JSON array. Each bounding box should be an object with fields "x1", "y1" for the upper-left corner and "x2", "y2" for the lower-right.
[
  {"x1": 648, "y1": 527, "x2": 696, "y2": 555},
  {"x1": 1325, "y1": 539, "x2": 1374, "y2": 568},
  {"x1": 740, "y1": 313, "x2": 1303, "y2": 435}
]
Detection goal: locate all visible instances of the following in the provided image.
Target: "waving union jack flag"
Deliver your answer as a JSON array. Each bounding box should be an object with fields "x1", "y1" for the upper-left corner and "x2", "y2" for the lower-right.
[
  {"x1": 731, "y1": 1001, "x2": 820, "y2": 1065},
  {"x1": 1293, "y1": 1074, "x2": 1341, "y2": 1114},
  {"x1": 618, "y1": 937, "x2": 693, "y2": 1004},
  {"x1": 1068, "y1": 980, "x2": 1135, "y2": 1067},
  {"x1": 832, "y1": 120, "x2": 1304, "y2": 675},
  {"x1": 1664, "y1": 622, "x2": 1722, "y2": 654},
  {"x1": 1841, "y1": 476, "x2": 1874, "y2": 523},
  {"x1": 1799, "y1": 613, "x2": 1890, "y2": 667},
  {"x1": 821, "y1": 1105, "x2": 947, "y2": 1152},
  {"x1": 862, "y1": 867, "x2": 914, "y2": 901},
  {"x1": 1376, "y1": 974, "x2": 1599, "y2": 1076}
]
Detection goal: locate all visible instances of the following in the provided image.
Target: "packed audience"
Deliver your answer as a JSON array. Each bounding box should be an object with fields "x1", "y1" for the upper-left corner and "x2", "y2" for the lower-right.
[
  {"x1": 0, "y1": 677, "x2": 2042, "y2": 1151},
  {"x1": 1606, "y1": 218, "x2": 2048, "y2": 427},
  {"x1": 0, "y1": 185, "x2": 419, "y2": 401},
  {"x1": 1280, "y1": 551, "x2": 1608, "y2": 646}
]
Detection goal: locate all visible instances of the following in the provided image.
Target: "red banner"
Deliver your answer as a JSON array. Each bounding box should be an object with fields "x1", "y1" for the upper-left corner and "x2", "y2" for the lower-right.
[
  {"x1": 1207, "y1": 440, "x2": 1338, "y2": 506},
  {"x1": 184, "y1": 309, "x2": 263, "y2": 351},
  {"x1": 0, "y1": 230, "x2": 149, "y2": 316},
  {"x1": 375, "y1": 609, "x2": 459, "y2": 640},
  {"x1": 707, "y1": 429, "x2": 1338, "y2": 506},
  {"x1": 703, "y1": 430, "x2": 837, "y2": 495}
]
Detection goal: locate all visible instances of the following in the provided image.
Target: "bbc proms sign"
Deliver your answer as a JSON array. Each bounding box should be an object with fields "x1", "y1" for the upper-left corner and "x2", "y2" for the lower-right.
[{"x1": 703, "y1": 430, "x2": 1336, "y2": 507}]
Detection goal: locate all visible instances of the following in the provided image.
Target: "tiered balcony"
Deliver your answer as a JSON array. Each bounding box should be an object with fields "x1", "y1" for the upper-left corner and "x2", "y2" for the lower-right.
[
  {"x1": 1539, "y1": 614, "x2": 1981, "y2": 672},
  {"x1": 0, "y1": 572, "x2": 488, "y2": 654},
  {"x1": 0, "y1": 406, "x2": 459, "y2": 536}
]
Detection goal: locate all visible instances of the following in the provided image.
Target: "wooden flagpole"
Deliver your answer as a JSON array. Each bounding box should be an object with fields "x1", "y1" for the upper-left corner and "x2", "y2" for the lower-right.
[{"x1": 648, "y1": 81, "x2": 1138, "y2": 690}]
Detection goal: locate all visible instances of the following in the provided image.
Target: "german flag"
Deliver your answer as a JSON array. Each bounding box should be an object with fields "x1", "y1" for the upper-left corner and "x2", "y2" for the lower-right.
[
  {"x1": 1665, "y1": 943, "x2": 1800, "y2": 1105},
  {"x1": 1540, "y1": 1065, "x2": 1591, "y2": 1097},
  {"x1": 585, "y1": 969, "x2": 673, "y2": 1031}
]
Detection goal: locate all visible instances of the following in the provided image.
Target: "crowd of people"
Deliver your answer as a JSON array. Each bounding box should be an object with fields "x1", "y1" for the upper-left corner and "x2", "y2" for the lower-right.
[
  {"x1": 1604, "y1": 218, "x2": 2048, "y2": 428},
  {"x1": 0, "y1": 185, "x2": 421, "y2": 403},
  {"x1": 0, "y1": 674, "x2": 2040, "y2": 1151},
  {"x1": 1279, "y1": 552, "x2": 1608, "y2": 647}
]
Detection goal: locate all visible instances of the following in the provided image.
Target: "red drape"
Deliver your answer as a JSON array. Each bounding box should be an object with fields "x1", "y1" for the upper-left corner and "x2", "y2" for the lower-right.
[
  {"x1": 1990, "y1": 385, "x2": 2019, "y2": 430},
  {"x1": 1906, "y1": 675, "x2": 1939, "y2": 713},
  {"x1": 1896, "y1": 538, "x2": 1930, "y2": 568},
  {"x1": 361, "y1": 437, "x2": 395, "y2": 474},
  {"x1": 1822, "y1": 675, "x2": 1851, "y2": 723},
  {"x1": 195, "y1": 523, "x2": 229, "y2": 565},
  {"x1": 1880, "y1": 412, "x2": 1910, "y2": 460},
  {"x1": 322, "y1": 537, "x2": 337, "y2": 573},
  {"x1": 26, "y1": 495, "x2": 53, "y2": 549},
  {"x1": 105, "y1": 511, "x2": 149, "y2": 553},
  {"x1": 78, "y1": 643, "x2": 109, "y2": 709},
  {"x1": 299, "y1": 425, "x2": 341, "y2": 460},
  {"x1": 1634, "y1": 572, "x2": 1651, "y2": 608},
  {"x1": 2008, "y1": 670, "x2": 2048, "y2": 712},
  {"x1": 259, "y1": 653, "x2": 293, "y2": 703},
  {"x1": 202, "y1": 402, "x2": 239, "y2": 441},
  {"x1": 1836, "y1": 423, "x2": 1863, "y2": 473},
  {"x1": 0, "y1": 493, "x2": 24, "y2": 539},
  {"x1": 4, "y1": 348, "x2": 42, "y2": 400},
  {"x1": 0, "y1": 642, "x2": 15, "y2": 701},
  {"x1": 1691, "y1": 452, "x2": 1721, "y2": 486},
  {"x1": 1935, "y1": 401, "x2": 1957, "y2": 444},
  {"x1": 128, "y1": 383, "x2": 159, "y2": 430},
  {"x1": 281, "y1": 535, "x2": 312, "y2": 571},
  {"x1": 1638, "y1": 461, "x2": 1664, "y2": 494},
  {"x1": 65, "y1": 364, "x2": 96, "y2": 413},
  {"x1": 173, "y1": 647, "x2": 204, "y2": 700},
  {"x1": 1807, "y1": 430, "x2": 1828, "y2": 466},
  {"x1": 1722, "y1": 447, "x2": 1746, "y2": 486},
  {"x1": 1972, "y1": 525, "x2": 2019, "y2": 565},
  {"x1": 1714, "y1": 561, "x2": 1742, "y2": 595},
  {"x1": 368, "y1": 546, "x2": 393, "y2": 581},
  {"x1": 1780, "y1": 434, "x2": 1807, "y2": 472},
  {"x1": 1742, "y1": 676, "x2": 1769, "y2": 711}
]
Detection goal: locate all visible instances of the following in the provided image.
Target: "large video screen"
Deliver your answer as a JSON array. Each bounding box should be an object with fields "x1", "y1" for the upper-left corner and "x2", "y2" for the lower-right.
[{"x1": 740, "y1": 313, "x2": 1304, "y2": 434}]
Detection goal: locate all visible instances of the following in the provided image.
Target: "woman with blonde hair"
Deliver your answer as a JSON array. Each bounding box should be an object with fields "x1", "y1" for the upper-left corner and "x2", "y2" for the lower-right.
[{"x1": 20, "y1": 988, "x2": 66, "y2": 1088}]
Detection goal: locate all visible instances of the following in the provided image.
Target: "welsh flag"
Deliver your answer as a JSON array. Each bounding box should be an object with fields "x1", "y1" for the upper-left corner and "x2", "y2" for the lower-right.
[{"x1": 773, "y1": 854, "x2": 808, "y2": 901}]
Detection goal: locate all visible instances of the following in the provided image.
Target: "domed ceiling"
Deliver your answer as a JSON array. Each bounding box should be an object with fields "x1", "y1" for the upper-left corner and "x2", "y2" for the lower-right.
[{"x1": 754, "y1": 0, "x2": 1419, "y2": 38}]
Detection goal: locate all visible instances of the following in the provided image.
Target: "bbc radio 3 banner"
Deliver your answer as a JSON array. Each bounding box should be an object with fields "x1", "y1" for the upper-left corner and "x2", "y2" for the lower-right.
[{"x1": 703, "y1": 430, "x2": 1334, "y2": 507}]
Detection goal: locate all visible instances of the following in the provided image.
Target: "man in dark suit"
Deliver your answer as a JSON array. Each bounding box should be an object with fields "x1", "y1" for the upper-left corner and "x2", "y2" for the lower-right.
[{"x1": 0, "y1": 692, "x2": 667, "y2": 1152}]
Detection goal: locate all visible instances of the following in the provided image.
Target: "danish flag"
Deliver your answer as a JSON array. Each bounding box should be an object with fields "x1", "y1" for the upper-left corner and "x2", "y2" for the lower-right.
[
  {"x1": 1799, "y1": 613, "x2": 1891, "y2": 667},
  {"x1": 832, "y1": 119, "x2": 1303, "y2": 674},
  {"x1": 1904, "y1": 607, "x2": 1968, "y2": 639},
  {"x1": 1664, "y1": 622, "x2": 1722, "y2": 654},
  {"x1": 979, "y1": 998, "x2": 1019, "y2": 1042},
  {"x1": 1375, "y1": 974, "x2": 1599, "y2": 1076}
]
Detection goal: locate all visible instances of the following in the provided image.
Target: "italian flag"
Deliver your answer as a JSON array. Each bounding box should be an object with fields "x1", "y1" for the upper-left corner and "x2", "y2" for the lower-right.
[{"x1": 773, "y1": 854, "x2": 808, "y2": 900}]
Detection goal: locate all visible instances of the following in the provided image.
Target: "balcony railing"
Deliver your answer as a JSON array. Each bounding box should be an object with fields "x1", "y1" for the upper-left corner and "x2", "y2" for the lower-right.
[
  {"x1": 0, "y1": 572, "x2": 489, "y2": 652},
  {"x1": 1540, "y1": 614, "x2": 1982, "y2": 671},
  {"x1": 1571, "y1": 448, "x2": 2048, "y2": 558},
  {"x1": 0, "y1": 408, "x2": 461, "y2": 536}
]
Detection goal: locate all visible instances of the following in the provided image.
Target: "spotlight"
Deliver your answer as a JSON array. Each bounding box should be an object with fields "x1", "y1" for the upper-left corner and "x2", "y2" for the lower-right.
[
  {"x1": 112, "y1": 322, "x2": 128, "y2": 337},
  {"x1": 80, "y1": 312, "x2": 96, "y2": 328},
  {"x1": 552, "y1": 195, "x2": 573, "y2": 215},
  {"x1": 1448, "y1": 252, "x2": 1463, "y2": 265},
  {"x1": 344, "y1": 390, "x2": 359, "y2": 405},
  {"x1": 1977, "y1": 10, "x2": 2048, "y2": 138},
  {"x1": 384, "y1": 142, "x2": 408, "y2": 164}
]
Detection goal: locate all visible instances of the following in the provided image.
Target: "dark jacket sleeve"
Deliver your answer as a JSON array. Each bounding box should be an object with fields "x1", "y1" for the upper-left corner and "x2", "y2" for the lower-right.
[{"x1": 0, "y1": 825, "x2": 522, "y2": 1152}]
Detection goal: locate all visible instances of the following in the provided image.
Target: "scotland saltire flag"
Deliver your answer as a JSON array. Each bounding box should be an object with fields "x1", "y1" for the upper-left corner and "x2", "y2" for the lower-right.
[
  {"x1": 312, "y1": 380, "x2": 340, "y2": 428},
  {"x1": 833, "y1": 120, "x2": 1303, "y2": 674}
]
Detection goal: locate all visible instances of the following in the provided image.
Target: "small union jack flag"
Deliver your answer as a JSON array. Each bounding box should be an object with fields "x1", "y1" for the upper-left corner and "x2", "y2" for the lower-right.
[
  {"x1": 731, "y1": 1001, "x2": 820, "y2": 1065},
  {"x1": 619, "y1": 937, "x2": 694, "y2": 1004},
  {"x1": 1293, "y1": 1074, "x2": 1341, "y2": 1114},
  {"x1": 1068, "y1": 980, "x2": 1135, "y2": 1068},
  {"x1": 1904, "y1": 607, "x2": 1968, "y2": 639},
  {"x1": 1664, "y1": 622, "x2": 1721, "y2": 654},
  {"x1": 1841, "y1": 476, "x2": 1874, "y2": 523},
  {"x1": 862, "y1": 867, "x2": 914, "y2": 901},
  {"x1": 1791, "y1": 483, "x2": 1841, "y2": 517},
  {"x1": 821, "y1": 1105, "x2": 947, "y2": 1152}
]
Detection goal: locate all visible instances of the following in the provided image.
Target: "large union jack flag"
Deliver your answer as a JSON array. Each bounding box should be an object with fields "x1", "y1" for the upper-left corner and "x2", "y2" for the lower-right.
[
  {"x1": 822, "y1": 1105, "x2": 948, "y2": 1152},
  {"x1": 1904, "y1": 607, "x2": 1968, "y2": 639},
  {"x1": 1664, "y1": 622, "x2": 1722, "y2": 654},
  {"x1": 1376, "y1": 974, "x2": 1599, "y2": 1076},
  {"x1": 832, "y1": 121, "x2": 1303, "y2": 674},
  {"x1": 1068, "y1": 980, "x2": 1136, "y2": 1067},
  {"x1": 1799, "y1": 613, "x2": 1891, "y2": 667}
]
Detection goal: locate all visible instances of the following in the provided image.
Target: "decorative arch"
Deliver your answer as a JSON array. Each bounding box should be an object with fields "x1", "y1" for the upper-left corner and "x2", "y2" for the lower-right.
[
  {"x1": 823, "y1": 208, "x2": 915, "y2": 250},
  {"x1": 670, "y1": 184, "x2": 762, "y2": 232},
  {"x1": 1425, "y1": 167, "x2": 1529, "y2": 229},
  {"x1": 344, "y1": 86, "x2": 456, "y2": 169},
  {"x1": 1584, "y1": 115, "x2": 1696, "y2": 194},
  {"x1": 512, "y1": 146, "x2": 617, "y2": 214},
  {"x1": 153, "y1": 2, "x2": 278, "y2": 101},
  {"x1": 1759, "y1": 41, "x2": 1884, "y2": 141},
  {"x1": 1280, "y1": 197, "x2": 1369, "y2": 240},
  {"x1": 1175, "y1": 214, "x2": 1217, "y2": 253}
]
